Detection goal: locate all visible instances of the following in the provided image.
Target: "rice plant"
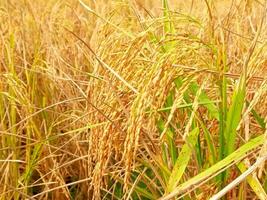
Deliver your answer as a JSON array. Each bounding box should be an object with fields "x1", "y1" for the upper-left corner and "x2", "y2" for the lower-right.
[{"x1": 0, "y1": 0, "x2": 266, "y2": 199}]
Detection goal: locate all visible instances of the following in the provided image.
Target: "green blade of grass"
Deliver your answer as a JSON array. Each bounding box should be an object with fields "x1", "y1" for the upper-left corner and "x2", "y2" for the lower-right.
[
  {"x1": 210, "y1": 155, "x2": 267, "y2": 200},
  {"x1": 112, "y1": 174, "x2": 156, "y2": 200},
  {"x1": 138, "y1": 142, "x2": 171, "y2": 186},
  {"x1": 237, "y1": 161, "x2": 267, "y2": 200},
  {"x1": 220, "y1": 75, "x2": 246, "y2": 184},
  {"x1": 217, "y1": 69, "x2": 228, "y2": 184},
  {"x1": 162, "y1": 0, "x2": 176, "y2": 52},
  {"x1": 174, "y1": 78, "x2": 218, "y2": 165},
  {"x1": 166, "y1": 127, "x2": 199, "y2": 193},
  {"x1": 163, "y1": 0, "x2": 174, "y2": 34},
  {"x1": 175, "y1": 77, "x2": 219, "y2": 120},
  {"x1": 247, "y1": 100, "x2": 266, "y2": 129},
  {"x1": 158, "y1": 89, "x2": 177, "y2": 166},
  {"x1": 195, "y1": 114, "x2": 216, "y2": 165},
  {"x1": 224, "y1": 78, "x2": 246, "y2": 156},
  {"x1": 189, "y1": 82, "x2": 219, "y2": 120},
  {"x1": 158, "y1": 119, "x2": 178, "y2": 166},
  {"x1": 159, "y1": 134, "x2": 264, "y2": 200}
]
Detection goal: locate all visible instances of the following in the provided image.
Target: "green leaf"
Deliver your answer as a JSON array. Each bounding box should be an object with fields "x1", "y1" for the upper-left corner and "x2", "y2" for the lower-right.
[
  {"x1": 162, "y1": 0, "x2": 176, "y2": 52},
  {"x1": 112, "y1": 173, "x2": 156, "y2": 200},
  {"x1": 249, "y1": 103, "x2": 266, "y2": 129},
  {"x1": 158, "y1": 119, "x2": 178, "y2": 166},
  {"x1": 224, "y1": 78, "x2": 246, "y2": 157},
  {"x1": 189, "y1": 82, "x2": 219, "y2": 120},
  {"x1": 166, "y1": 127, "x2": 199, "y2": 193},
  {"x1": 237, "y1": 161, "x2": 267, "y2": 200},
  {"x1": 196, "y1": 115, "x2": 216, "y2": 164},
  {"x1": 160, "y1": 134, "x2": 264, "y2": 200}
]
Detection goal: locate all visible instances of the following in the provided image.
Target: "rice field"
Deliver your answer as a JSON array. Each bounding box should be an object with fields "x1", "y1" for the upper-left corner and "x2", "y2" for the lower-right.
[{"x1": 0, "y1": 0, "x2": 267, "y2": 199}]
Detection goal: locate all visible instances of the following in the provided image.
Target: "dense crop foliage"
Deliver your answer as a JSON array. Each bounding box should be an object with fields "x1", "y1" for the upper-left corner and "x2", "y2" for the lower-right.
[{"x1": 0, "y1": 0, "x2": 266, "y2": 199}]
